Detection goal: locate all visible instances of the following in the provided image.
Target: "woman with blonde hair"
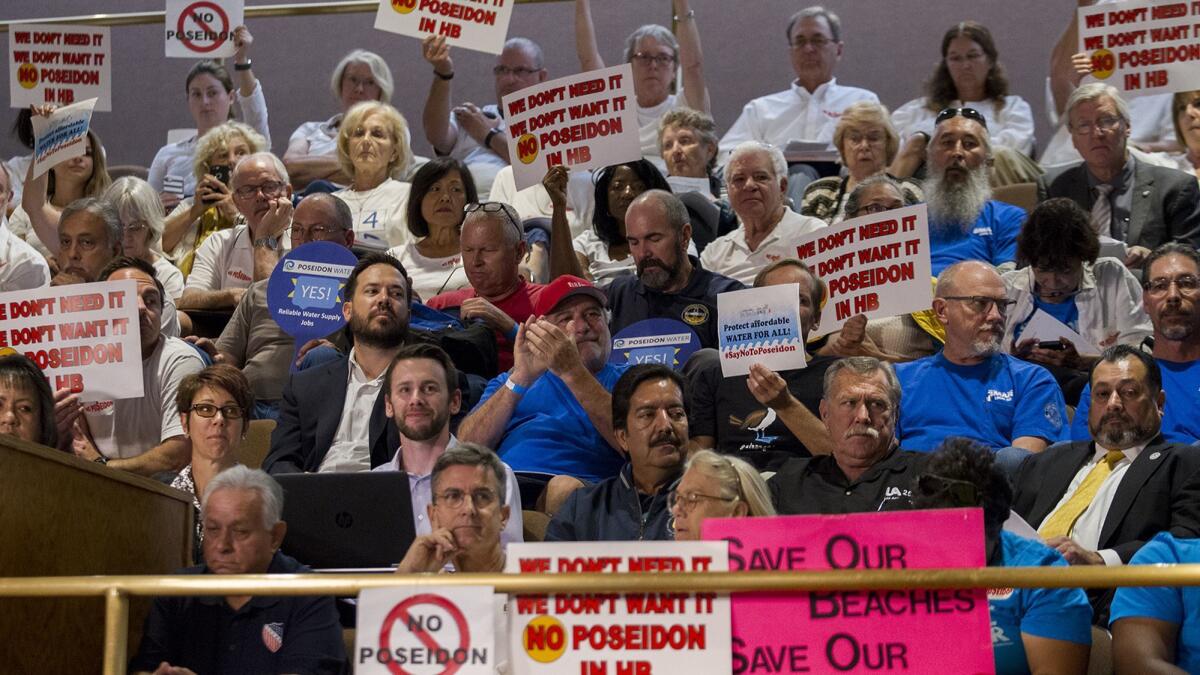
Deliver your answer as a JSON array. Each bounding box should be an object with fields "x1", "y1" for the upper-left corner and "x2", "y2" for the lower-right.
[
  {"x1": 670, "y1": 450, "x2": 775, "y2": 540},
  {"x1": 333, "y1": 101, "x2": 413, "y2": 250}
]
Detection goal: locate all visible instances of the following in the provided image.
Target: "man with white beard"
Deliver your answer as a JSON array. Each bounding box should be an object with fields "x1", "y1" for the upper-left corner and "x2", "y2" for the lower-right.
[
  {"x1": 894, "y1": 261, "x2": 1068, "y2": 476},
  {"x1": 923, "y1": 109, "x2": 1026, "y2": 275}
]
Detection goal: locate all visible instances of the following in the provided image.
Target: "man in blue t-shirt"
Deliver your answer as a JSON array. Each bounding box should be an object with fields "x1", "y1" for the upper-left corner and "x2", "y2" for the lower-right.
[
  {"x1": 896, "y1": 262, "x2": 1067, "y2": 472},
  {"x1": 923, "y1": 111, "x2": 1026, "y2": 275},
  {"x1": 1069, "y1": 243, "x2": 1200, "y2": 444},
  {"x1": 458, "y1": 274, "x2": 628, "y2": 509},
  {"x1": 1111, "y1": 532, "x2": 1200, "y2": 673}
]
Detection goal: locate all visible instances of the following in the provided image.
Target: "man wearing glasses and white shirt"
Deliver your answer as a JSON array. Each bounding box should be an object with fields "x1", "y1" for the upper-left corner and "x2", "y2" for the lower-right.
[{"x1": 179, "y1": 152, "x2": 293, "y2": 311}]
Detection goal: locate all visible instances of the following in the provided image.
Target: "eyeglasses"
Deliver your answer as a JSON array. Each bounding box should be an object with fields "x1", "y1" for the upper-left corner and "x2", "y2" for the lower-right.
[
  {"x1": 123, "y1": 221, "x2": 150, "y2": 234},
  {"x1": 233, "y1": 181, "x2": 287, "y2": 199},
  {"x1": 285, "y1": 225, "x2": 342, "y2": 241},
  {"x1": 434, "y1": 488, "x2": 498, "y2": 509},
  {"x1": 941, "y1": 295, "x2": 1016, "y2": 316},
  {"x1": 844, "y1": 131, "x2": 885, "y2": 146},
  {"x1": 493, "y1": 65, "x2": 541, "y2": 77},
  {"x1": 189, "y1": 404, "x2": 246, "y2": 419},
  {"x1": 1070, "y1": 115, "x2": 1123, "y2": 136},
  {"x1": 631, "y1": 52, "x2": 675, "y2": 67},
  {"x1": 935, "y1": 107, "x2": 988, "y2": 130},
  {"x1": 1145, "y1": 274, "x2": 1200, "y2": 296},
  {"x1": 916, "y1": 474, "x2": 980, "y2": 507},
  {"x1": 790, "y1": 36, "x2": 833, "y2": 50},
  {"x1": 465, "y1": 201, "x2": 523, "y2": 239},
  {"x1": 854, "y1": 202, "x2": 902, "y2": 216},
  {"x1": 668, "y1": 490, "x2": 737, "y2": 512}
]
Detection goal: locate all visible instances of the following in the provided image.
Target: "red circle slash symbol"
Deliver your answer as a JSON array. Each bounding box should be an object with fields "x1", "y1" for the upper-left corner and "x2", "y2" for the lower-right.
[
  {"x1": 176, "y1": 1, "x2": 230, "y2": 54},
  {"x1": 378, "y1": 593, "x2": 472, "y2": 675}
]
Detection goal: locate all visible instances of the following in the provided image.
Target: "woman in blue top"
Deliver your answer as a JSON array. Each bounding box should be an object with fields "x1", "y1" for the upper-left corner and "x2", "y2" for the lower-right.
[
  {"x1": 1111, "y1": 532, "x2": 1200, "y2": 673},
  {"x1": 913, "y1": 437, "x2": 1091, "y2": 675}
]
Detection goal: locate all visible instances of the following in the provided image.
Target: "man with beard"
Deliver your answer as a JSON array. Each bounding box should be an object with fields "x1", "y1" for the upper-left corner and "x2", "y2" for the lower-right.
[
  {"x1": 607, "y1": 190, "x2": 744, "y2": 348},
  {"x1": 895, "y1": 261, "x2": 1067, "y2": 474},
  {"x1": 1039, "y1": 84, "x2": 1200, "y2": 269},
  {"x1": 373, "y1": 343, "x2": 523, "y2": 545},
  {"x1": 545, "y1": 364, "x2": 686, "y2": 541},
  {"x1": 1013, "y1": 345, "x2": 1200, "y2": 619},
  {"x1": 264, "y1": 253, "x2": 415, "y2": 474},
  {"x1": 1069, "y1": 244, "x2": 1200, "y2": 444},
  {"x1": 923, "y1": 109, "x2": 1025, "y2": 275},
  {"x1": 768, "y1": 357, "x2": 926, "y2": 515}
]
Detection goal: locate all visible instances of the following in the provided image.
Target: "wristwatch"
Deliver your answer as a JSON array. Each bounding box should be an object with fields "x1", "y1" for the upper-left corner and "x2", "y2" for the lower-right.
[
  {"x1": 484, "y1": 127, "x2": 503, "y2": 148},
  {"x1": 253, "y1": 235, "x2": 280, "y2": 250}
]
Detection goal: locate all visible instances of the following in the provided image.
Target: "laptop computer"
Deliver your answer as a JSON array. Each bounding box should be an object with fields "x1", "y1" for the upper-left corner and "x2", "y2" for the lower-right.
[{"x1": 275, "y1": 472, "x2": 415, "y2": 570}]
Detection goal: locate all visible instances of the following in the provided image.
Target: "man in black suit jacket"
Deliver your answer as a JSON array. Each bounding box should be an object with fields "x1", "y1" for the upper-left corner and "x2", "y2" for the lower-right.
[{"x1": 1037, "y1": 83, "x2": 1200, "y2": 269}]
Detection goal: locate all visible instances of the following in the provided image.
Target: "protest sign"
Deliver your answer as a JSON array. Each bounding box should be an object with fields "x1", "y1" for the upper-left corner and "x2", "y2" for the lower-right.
[
  {"x1": 375, "y1": 0, "x2": 514, "y2": 55},
  {"x1": 507, "y1": 541, "x2": 730, "y2": 675},
  {"x1": 0, "y1": 280, "x2": 142, "y2": 402},
  {"x1": 1078, "y1": 0, "x2": 1200, "y2": 97},
  {"x1": 609, "y1": 319, "x2": 701, "y2": 370},
  {"x1": 793, "y1": 203, "x2": 932, "y2": 338},
  {"x1": 356, "y1": 585, "x2": 496, "y2": 674},
  {"x1": 703, "y1": 510, "x2": 993, "y2": 675},
  {"x1": 29, "y1": 97, "x2": 96, "y2": 179},
  {"x1": 502, "y1": 65, "x2": 639, "y2": 190},
  {"x1": 9, "y1": 24, "x2": 111, "y2": 111},
  {"x1": 265, "y1": 242, "x2": 357, "y2": 367},
  {"x1": 716, "y1": 284, "x2": 806, "y2": 377},
  {"x1": 165, "y1": 0, "x2": 245, "y2": 58}
]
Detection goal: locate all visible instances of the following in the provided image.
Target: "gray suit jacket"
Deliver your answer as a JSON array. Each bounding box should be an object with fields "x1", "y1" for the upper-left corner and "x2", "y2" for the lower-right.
[{"x1": 1037, "y1": 158, "x2": 1200, "y2": 250}]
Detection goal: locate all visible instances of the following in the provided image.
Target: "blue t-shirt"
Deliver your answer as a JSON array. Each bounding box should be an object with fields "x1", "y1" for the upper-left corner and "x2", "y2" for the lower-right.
[
  {"x1": 1110, "y1": 532, "x2": 1200, "y2": 672},
  {"x1": 476, "y1": 363, "x2": 629, "y2": 482},
  {"x1": 895, "y1": 353, "x2": 1067, "y2": 451},
  {"x1": 1069, "y1": 358, "x2": 1200, "y2": 444},
  {"x1": 929, "y1": 200, "x2": 1026, "y2": 275},
  {"x1": 990, "y1": 531, "x2": 1092, "y2": 675}
]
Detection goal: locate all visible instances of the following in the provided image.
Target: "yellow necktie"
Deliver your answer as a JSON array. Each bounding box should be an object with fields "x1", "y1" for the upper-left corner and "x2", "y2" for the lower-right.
[{"x1": 1038, "y1": 450, "x2": 1126, "y2": 539}]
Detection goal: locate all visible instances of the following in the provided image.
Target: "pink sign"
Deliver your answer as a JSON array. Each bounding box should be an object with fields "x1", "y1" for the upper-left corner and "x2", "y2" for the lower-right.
[{"x1": 702, "y1": 509, "x2": 994, "y2": 675}]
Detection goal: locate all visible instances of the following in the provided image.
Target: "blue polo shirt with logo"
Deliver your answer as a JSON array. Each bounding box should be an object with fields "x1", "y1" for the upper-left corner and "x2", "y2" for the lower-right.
[
  {"x1": 895, "y1": 352, "x2": 1066, "y2": 451},
  {"x1": 929, "y1": 200, "x2": 1025, "y2": 276},
  {"x1": 606, "y1": 256, "x2": 745, "y2": 350}
]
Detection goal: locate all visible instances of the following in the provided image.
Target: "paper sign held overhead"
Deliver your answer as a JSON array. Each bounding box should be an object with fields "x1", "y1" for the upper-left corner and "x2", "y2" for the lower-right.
[
  {"x1": 1078, "y1": 0, "x2": 1200, "y2": 97},
  {"x1": 30, "y1": 97, "x2": 97, "y2": 179},
  {"x1": 375, "y1": 0, "x2": 515, "y2": 55},
  {"x1": 716, "y1": 284, "x2": 807, "y2": 377},
  {"x1": 502, "y1": 64, "x2": 640, "y2": 191},
  {"x1": 165, "y1": 0, "x2": 245, "y2": 58},
  {"x1": 356, "y1": 585, "x2": 496, "y2": 674},
  {"x1": 9, "y1": 24, "x2": 112, "y2": 111}
]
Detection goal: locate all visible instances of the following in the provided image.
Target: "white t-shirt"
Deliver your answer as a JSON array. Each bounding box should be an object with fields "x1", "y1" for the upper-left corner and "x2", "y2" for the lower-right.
[
  {"x1": 183, "y1": 224, "x2": 253, "y2": 292},
  {"x1": 333, "y1": 178, "x2": 411, "y2": 251},
  {"x1": 572, "y1": 229, "x2": 634, "y2": 288},
  {"x1": 700, "y1": 207, "x2": 827, "y2": 284},
  {"x1": 638, "y1": 94, "x2": 680, "y2": 174},
  {"x1": 388, "y1": 242, "x2": 469, "y2": 301},
  {"x1": 4, "y1": 154, "x2": 31, "y2": 203},
  {"x1": 83, "y1": 336, "x2": 204, "y2": 460},
  {"x1": 5, "y1": 206, "x2": 51, "y2": 258},
  {"x1": 152, "y1": 256, "x2": 185, "y2": 300},
  {"x1": 488, "y1": 165, "x2": 594, "y2": 239},
  {"x1": 892, "y1": 95, "x2": 1035, "y2": 155},
  {"x1": 0, "y1": 215, "x2": 49, "y2": 291},
  {"x1": 288, "y1": 114, "x2": 342, "y2": 160}
]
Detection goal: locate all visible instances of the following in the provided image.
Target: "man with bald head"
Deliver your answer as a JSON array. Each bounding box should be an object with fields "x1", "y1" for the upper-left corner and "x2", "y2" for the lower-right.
[
  {"x1": 180, "y1": 152, "x2": 295, "y2": 310},
  {"x1": 608, "y1": 189, "x2": 743, "y2": 349},
  {"x1": 895, "y1": 261, "x2": 1067, "y2": 472},
  {"x1": 923, "y1": 111, "x2": 1025, "y2": 275}
]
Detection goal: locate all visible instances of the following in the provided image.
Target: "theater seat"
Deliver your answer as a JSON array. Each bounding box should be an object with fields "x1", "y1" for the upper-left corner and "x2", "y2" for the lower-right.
[
  {"x1": 1088, "y1": 625, "x2": 1113, "y2": 675},
  {"x1": 523, "y1": 510, "x2": 550, "y2": 542},
  {"x1": 992, "y1": 182, "x2": 1038, "y2": 213},
  {"x1": 237, "y1": 419, "x2": 276, "y2": 469}
]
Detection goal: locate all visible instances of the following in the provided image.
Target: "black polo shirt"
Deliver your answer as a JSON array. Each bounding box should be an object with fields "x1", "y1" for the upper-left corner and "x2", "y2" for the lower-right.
[
  {"x1": 767, "y1": 448, "x2": 927, "y2": 515},
  {"x1": 606, "y1": 256, "x2": 745, "y2": 349},
  {"x1": 129, "y1": 552, "x2": 346, "y2": 674}
]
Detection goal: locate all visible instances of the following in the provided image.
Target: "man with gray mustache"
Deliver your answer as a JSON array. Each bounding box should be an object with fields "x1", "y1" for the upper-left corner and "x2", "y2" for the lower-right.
[{"x1": 768, "y1": 356, "x2": 927, "y2": 515}]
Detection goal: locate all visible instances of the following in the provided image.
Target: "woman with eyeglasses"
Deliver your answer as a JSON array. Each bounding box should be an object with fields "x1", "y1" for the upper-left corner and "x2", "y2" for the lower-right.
[
  {"x1": 102, "y1": 177, "x2": 185, "y2": 301},
  {"x1": 914, "y1": 438, "x2": 1091, "y2": 675},
  {"x1": 386, "y1": 157, "x2": 478, "y2": 300},
  {"x1": 670, "y1": 450, "x2": 775, "y2": 541},
  {"x1": 1002, "y1": 198, "x2": 1151, "y2": 399},
  {"x1": 332, "y1": 101, "x2": 413, "y2": 251},
  {"x1": 800, "y1": 102, "x2": 924, "y2": 224},
  {"x1": 171, "y1": 364, "x2": 254, "y2": 562},
  {"x1": 890, "y1": 22, "x2": 1035, "y2": 178},
  {"x1": 574, "y1": 0, "x2": 710, "y2": 170}
]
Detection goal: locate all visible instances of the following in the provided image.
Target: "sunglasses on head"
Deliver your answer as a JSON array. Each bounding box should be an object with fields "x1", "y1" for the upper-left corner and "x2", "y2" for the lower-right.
[{"x1": 935, "y1": 107, "x2": 988, "y2": 130}]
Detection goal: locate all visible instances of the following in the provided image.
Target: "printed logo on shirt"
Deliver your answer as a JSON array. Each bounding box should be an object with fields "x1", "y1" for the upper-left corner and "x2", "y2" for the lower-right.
[
  {"x1": 985, "y1": 389, "x2": 1013, "y2": 403},
  {"x1": 229, "y1": 269, "x2": 252, "y2": 282},
  {"x1": 823, "y1": 109, "x2": 842, "y2": 119},
  {"x1": 261, "y1": 622, "x2": 284, "y2": 653},
  {"x1": 681, "y1": 304, "x2": 709, "y2": 326},
  {"x1": 765, "y1": 254, "x2": 782, "y2": 263},
  {"x1": 876, "y1": 485, "x2": 912, "y2": 510},
  {"x1": 84, "y1": 400, "x2": 114, "y2": 414},
  {"x1": 972, "y1": 227, "x2": 993, "y2": 236},
  {"x1": 990, "y1": 620, "x2": 1012, "y2": 644},
  {"x1": 988, "y1": 587, "x2": 1014, "y2": 601},
  {"x1": 1044, "y1": 402, "x2": 1063, "y2": 431},
  {"x1": 730, "y1": 408, "x2": 780, "y2": 446}
]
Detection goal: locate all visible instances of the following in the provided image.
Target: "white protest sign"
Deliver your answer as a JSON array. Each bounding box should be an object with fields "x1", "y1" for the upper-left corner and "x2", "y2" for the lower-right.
[
  {"x1": 716, "y1": 284, "x2": 807, "y2": 377},
  {"x1": 0, "y1": 280, "x2": 142, "y2": 402},
  {"x1": 794, "y1": 203, "x2": 933, "y2": 337},
  {"x1": 375, "y1": 0, "x2": 514, "y2": 55},
  {"x1": 1020, "y1": 310, "x2": 1100, "y2": 356},
  {"x1": 165, "y1": 0, "x2": 245, "y2": 58},
  {"x1": 1078, "y1": 0, "x2": 1200, "y2": 97},
  {"x1": 30, "y1": 97, "x2": 97, "y2": 179},
  {"x1": 507, "y1": 541, "x2": 730, "y2": 675},
  {"x1": 9, "y1": 24, "x2": 111, "y2": 111},
  {"x1": 356, "y1": 585, "x2": 496, "y2": 673},
  {"x1": 503, "y1": 65, "x2": 639, "y2": 191}
]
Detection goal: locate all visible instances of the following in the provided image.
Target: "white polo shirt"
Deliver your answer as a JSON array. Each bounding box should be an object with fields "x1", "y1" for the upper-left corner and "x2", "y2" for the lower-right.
[
  {"x1": 699, "y1": 207, "x2": 826, "y2": 284},
  {"x1": 719, "y1": 78, "x2": 878, "y2": 161},
  {"x1": 0, "y1": 215, "x2": 49, "y2": 291}
]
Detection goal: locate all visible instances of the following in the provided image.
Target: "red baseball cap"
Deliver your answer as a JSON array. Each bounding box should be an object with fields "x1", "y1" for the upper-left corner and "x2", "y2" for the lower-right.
[{"x1": 535, "y1": 275, "x2": 607, "y2": 315}]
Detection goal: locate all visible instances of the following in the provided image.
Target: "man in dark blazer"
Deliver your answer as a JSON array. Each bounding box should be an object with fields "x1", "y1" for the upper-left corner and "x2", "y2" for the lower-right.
[{"x1": 1037, "y1": 83, "x2": 1200, "y2": 269}]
